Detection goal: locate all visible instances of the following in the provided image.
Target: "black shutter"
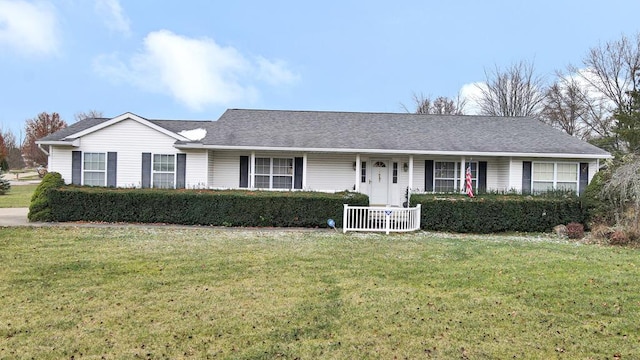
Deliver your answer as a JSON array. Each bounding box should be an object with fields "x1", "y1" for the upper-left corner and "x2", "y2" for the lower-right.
[
  {"x1": 579, "y1": 162, "x2": 589, "y2": 195},
  {"x1": 294, "y1": 157, "x2": 303, "y2": 189},
  {"x1": 72, "y1": 151, "x2": 82, "y2": 185},
  {"x1": 239, "y1": 156, "x2": 249, "y2": 188},
  {"x1": 176, "y1": 153, "x2": 186, "y2": 189},
  {"x1": 478, "y1": 161, "x2": 487, "y2": 193},
  {"x1": 522, "y1": 161, "x2": 532, "y2": 195},
  {"x1": 107, "y1": 152, "x2": 117, "y2": 187},
  {"x1": 424, "y1": 160, "x2": 434, "y2": 192},
  {"x1": 141, "y1": 153, "x2": 151, "y2": 188}
]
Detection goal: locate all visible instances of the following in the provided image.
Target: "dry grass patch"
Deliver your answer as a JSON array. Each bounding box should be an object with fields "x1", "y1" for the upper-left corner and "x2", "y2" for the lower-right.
[{"x1": 0, "y1": 227, "x2": 638, "y2": 358}]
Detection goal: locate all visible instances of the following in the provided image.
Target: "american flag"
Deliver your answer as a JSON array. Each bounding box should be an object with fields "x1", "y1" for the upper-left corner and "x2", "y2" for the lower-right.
[{"x1": 465, "y1": 165, "x2": 474, "y2": 198}]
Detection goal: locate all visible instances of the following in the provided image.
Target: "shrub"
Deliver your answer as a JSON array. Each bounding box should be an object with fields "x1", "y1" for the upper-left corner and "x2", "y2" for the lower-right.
[
  {"x1": 0, "y1": 170, "x2": 10, "y2": 195},
  {"x1": 581, "y1": 170, "x2": 615, "y2": 226},
  {"x1": 44, "y1": 187, "x2": 369, "y2": 228},
  {"x1": 566, "y1": 222, "x2": 585, "y2": 239},
  {"x1": 411, "y1": 193, "x2": 585, "y2": 233},
  {"x1": 28, "y1": 172, "x2": 65, "y2": 221},
  {"x1": 610, "y1": 230, "x2": 630, "y2": 246}
]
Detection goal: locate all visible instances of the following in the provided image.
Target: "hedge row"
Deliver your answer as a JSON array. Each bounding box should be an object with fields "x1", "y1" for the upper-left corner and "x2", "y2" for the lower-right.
[
  {"x1": 38, "y1": 185, "x2": 368, "y2": 228},
  {"x1": 411, "y1": 194, "x2": 585, "y2": 233}
]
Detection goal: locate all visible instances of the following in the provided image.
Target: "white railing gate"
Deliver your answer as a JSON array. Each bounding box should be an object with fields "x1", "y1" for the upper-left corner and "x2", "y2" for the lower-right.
[{"x1": 342, "y1": 204, "x2": 421, "y2": 234}]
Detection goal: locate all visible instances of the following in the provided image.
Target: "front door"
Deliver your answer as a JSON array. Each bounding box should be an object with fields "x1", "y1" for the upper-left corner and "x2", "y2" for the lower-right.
[{"x1": 370, "y1": 160, "x2": 389, "y2": 205}]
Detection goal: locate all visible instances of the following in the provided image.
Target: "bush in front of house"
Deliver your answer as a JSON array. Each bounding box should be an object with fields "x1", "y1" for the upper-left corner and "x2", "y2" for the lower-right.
[
  {"x1": 28, "y1": 172, "x2": 66, "y2": 221},
  {"x1": 411, "y1": 193, "x2": 585, "y2": 233},
  {"x1": 0, "y1": 170, "x2": 10, "y2": 195},
  {"x1": 42, "y1": 187, "x2": 369, "y2": 228}
]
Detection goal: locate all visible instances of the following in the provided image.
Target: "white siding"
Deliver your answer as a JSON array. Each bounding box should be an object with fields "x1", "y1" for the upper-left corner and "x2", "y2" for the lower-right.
[
  {"x1": 508, "y1": 158, "x2": 524, "y2": 191},
  {"x1": 489, "y1": 158, "x2": 511, "y2": 192},
  {"x1": 207, "y1": 150, "x2": 215, "y2": 186},
  {"x1": 306, "y1": 153, "x2": 355, "y2": 192},
  {"x1": 48, "y1": 146, "x2": 73, "y2": 183},
  {"x1": 210, "y1": 150, "x2": 243, "y2": 188},
  {"x1": 184, "y1": 150, "x2": 208, "y2": 188},
  {"x1": 48, "y1": 119, "x2": 208, "y2": 187}
]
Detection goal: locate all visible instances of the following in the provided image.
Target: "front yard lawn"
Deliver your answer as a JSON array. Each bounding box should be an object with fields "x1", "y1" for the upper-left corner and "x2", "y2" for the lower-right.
[
  {"x1": 0, "y1": 228, "x2": 638, "y2": 358},
  {"x1": 0, "y1": 184, "x2": 38, "y2": 208}
]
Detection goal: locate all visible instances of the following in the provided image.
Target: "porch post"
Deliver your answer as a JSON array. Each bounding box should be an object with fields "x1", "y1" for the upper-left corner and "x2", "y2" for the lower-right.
[
  {"x1": 408, "y1": 155, "x2": 414, "y2": 190},
  {"x1": 250, "y1": 151, "x2": 256, "y2": 188},
  {"x1": 354, "y1": 154, "x2": 361, "y2": 192},
  {"x1": 460, "y1": 156, "x2": 466, "y2": 192},
  {"x1": 302, "y1": 153, "x2": 308, "y2": 189}
]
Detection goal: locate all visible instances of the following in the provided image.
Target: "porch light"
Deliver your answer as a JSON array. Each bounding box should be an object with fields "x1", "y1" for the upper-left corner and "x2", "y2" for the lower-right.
[{"x1": 403, "y1": 162, "x2": 409, "y2": 172}]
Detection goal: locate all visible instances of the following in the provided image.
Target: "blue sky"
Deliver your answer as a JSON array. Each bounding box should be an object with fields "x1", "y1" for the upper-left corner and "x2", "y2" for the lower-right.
[{"x1": 2, "y1": 0, "x2": 640, "y2": 137}]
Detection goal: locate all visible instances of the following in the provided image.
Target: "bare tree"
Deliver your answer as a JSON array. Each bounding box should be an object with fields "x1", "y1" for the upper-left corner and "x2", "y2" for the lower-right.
[
  {"x1": 23, "y1": 112, "x2": 67, "y2": 167},
  {"x1": 1, "y1": 130, "x2": 25, "y2": 169},
  {"x1": 402, "y1": 92, "x2": 465, "y2": 115},
  {"x1": 74, "y1": 110, "x2": 104, "y2": 122},
  {"x1": 540, "y1": 72, "x2": 613, "y2": 140},
  {"x1": 476, "y1": 60, "x2": 546, "y2": 117},
  {"x1": 571, "y1": 33, "x2": 640, "y2": 113}
]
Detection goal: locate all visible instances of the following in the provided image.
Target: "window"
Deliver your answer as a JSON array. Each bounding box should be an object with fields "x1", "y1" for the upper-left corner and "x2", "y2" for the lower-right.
[
  {"x1": 533, "y1": 162, "x2": 578, "y2": 193},
  {"x1": 361, "y1": 162, "x2": 367, "y2": 183},
  {"x1": 83, "y1": 152, "x2": 106, "y2": 186},
  {"x1": 255, "y1": 157, "x2": 293, "y2": 189},
  {"x1": 392, "y1": 162, "x2": 398, "y2": 184},
  {"x1": 153, "y1": 154, "x2": 175, "y2": 188},
  {"x1": 433, "y1": 161, "x2": 477, "y2": 192}
]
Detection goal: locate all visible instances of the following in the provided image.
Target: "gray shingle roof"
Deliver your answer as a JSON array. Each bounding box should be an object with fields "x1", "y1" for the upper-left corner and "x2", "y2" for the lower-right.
[
  {"x1": 204, "y1": 109, "x2": 611, "y2": 156},
  {"x1": 38, "y1": 117, "x2": 110, "y2": 142},
  {"x1": 39, "y1": 109, "x2": 611, "y2": 157}
]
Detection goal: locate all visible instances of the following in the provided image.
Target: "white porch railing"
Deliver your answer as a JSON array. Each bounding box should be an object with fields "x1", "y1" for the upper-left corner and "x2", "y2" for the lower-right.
[{"x1": 342, "y1": 204, "x2": 422, "y2": 234}]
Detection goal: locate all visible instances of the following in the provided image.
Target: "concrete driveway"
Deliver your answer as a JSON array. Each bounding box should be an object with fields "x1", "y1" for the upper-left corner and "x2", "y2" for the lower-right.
[{"x1": 0, "y1": 208, "x2": 31, "y2": 226}]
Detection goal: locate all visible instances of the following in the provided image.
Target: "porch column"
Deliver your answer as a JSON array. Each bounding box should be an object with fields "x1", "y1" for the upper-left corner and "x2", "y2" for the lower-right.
[
  {"x1": 302, "y1": 153, "x2": 308, "y2": 189},
  {"x1": 460, "y1": 157, "x2": 466, "y2": 192},
  {"x1": 250, "y1": 151, "x2": 256, "y2": 188},
  {"x1": 354, "y1": 154, "x2": 361, "y2": 192},
  {"x1": 408, "y1": 155, "x2": 414, "y2": 190}
]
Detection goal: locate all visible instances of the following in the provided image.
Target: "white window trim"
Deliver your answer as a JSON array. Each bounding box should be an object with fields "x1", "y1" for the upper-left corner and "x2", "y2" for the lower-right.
[
  {"x1": 532, "y1": 161, "x2": 579, "y2": 192},
  {"x1": 254, "y1": 157, "x2": 294, "y2": 189},
  {"x1": 152, "y1": 154, "x2": 176, "y2": 189},
  {"x1": 83, "y1": 152, "x2": 106, "y2": 186}
]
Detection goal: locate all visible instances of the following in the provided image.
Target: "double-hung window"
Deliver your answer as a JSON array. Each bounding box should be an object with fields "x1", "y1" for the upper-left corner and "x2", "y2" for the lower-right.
[
  {"x1": 153, "y1": 154, "x2": 175, "y2": 188},
  {"x1": 433, "y1": 161, "x2": 477, "y2": 192},
  {"x1": 532, "y1": 162, "x2": 578, "y2": 193},
  {"x1": 83, "y1": 152, "x2": 106, "y2": 186},
  {"x1": 255, "y1": 157, "x2": 293, "y2": 189}
]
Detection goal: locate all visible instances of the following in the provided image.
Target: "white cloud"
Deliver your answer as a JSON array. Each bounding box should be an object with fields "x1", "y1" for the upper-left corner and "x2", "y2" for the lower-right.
[
  {"x1": 459, "y1": 82, "x2": 485, "y2": 115},
  {"x1": 0, "y1": 0, "x2": 60, "y2": 56},
  {"x1": 93, "y1": 30, "x2": 299, "y2": 110},
  {"x1": 256, "y1": 56, "x2": 300, "y2": 86},
  {"x1": 94, "y1": 0, "x2": 130, "y2": 36}
]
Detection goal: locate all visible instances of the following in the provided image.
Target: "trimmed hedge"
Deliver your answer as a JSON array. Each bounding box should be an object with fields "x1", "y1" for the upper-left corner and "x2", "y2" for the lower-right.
[
  {"x1": 411, "y1": 194, "x2": 585, "y2": 233},
  {"x1": 43, "y1": 187, "x2": 369, "y2": 228},
  {"x1": 28, "y1": 172, "x2": 65, "y2": 222}
]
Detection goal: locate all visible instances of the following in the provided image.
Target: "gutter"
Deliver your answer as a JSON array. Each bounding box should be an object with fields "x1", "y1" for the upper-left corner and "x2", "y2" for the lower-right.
[{"x1": 173, "y1": 143, "x2": 613, "y2": 160}]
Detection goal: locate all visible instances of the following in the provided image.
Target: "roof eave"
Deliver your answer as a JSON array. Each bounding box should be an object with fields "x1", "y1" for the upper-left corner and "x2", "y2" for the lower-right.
[
  {"x1": 173, "y1": 144, "x2": 612, "y2": 159},
  {"x1": 35, "y1": 139, "x2": 80, "y2": 147}
]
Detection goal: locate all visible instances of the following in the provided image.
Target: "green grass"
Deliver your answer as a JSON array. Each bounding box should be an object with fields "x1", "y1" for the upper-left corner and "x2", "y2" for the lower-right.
[
  {"x1": 0, "y1": 228, "x2": 638, "y2": 358},
  {"x1": 0, "y1": 184, "x2": 37, "y2": 208}
]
